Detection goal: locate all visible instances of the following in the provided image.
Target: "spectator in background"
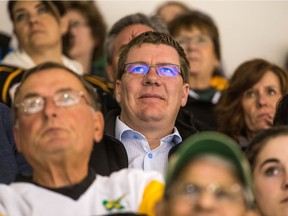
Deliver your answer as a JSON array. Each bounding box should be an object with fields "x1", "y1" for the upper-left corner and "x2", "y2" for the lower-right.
[
  {"x1": 216, "y1": 59, "x2": 288, "y2": 150},
  {"x1": 0, "y1": 102, "x2": 31, "y2": 184},
  {"x1": 246, "y1": 126, "x2": 288, "y2": 216},
  {"x1": 105, "y1": 31, "x2": 197, "y2": 176},
  {"x1": 2, "y1": 0, "x2": 82, "y2": 73},
  {"x1": 273, "y1": 94, "x2": 288, "y2": 126},
  {"x1": 63, "y1": 1, "x2": 107, "y2": 78},
  {"x1": 105, "y1": 13, "x2": 168, "y2": 83},
  {"x1": 168, "y1": 10, "x2": 227, "y2": 129},
  {"x1": 155, "y1": 131, "x2": 256, "y2": 216},
  {"x1": 153, "y1": 1, "x2": 191, "y2": 24},
  {"x1": 0, "y1": 62, "x2": 163, "y2": 215},
  {"x1": 62, "y1": 1, "x2": 117, "y2": 116},
  {"x1": 0, "y1": 0, "x2": 83, "y2": 107}
]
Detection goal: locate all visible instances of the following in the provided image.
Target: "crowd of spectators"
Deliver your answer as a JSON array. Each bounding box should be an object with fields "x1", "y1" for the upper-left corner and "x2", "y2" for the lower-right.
[{"x1": 0, "y1": 1, "x2": 287, "y2": 215}]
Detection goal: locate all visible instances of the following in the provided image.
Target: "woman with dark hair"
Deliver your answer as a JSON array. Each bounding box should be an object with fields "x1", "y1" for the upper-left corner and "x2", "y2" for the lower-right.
[
  {"x1": 216, "y1": 59, "x2": 288, "y2": 150},
  {"x1": 63, "y1": 1, "x2": 107, "y2": 78},
  {"x1": 168, "y1": 10, "x2": 227, "y2": 129}
]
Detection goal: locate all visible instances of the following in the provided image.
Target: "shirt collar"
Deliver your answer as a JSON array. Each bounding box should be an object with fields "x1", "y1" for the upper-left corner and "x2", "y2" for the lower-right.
[{"x1": 115, "y1": 116, "x2": 182, "y2": 145}]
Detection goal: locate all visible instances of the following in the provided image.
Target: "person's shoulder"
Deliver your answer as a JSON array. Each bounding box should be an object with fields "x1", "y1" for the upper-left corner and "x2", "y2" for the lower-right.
[
  {"x1": 84, "y1": 74, "x2": 113, "y2": 94},
  {"x1": 1, "y1": 49, "x2": 32, "y2": 68},
  {"x1": 0, "y1": 182, "x2": 33, "y2": 198},
  {"x1": 62, "y1": 55, "x2": 83, "y2": 75},
  {"x1": 1, "y1": 50, "x2": 18, "y2": 64},
  {"x1": 0, "y1": 64, "x2": 24, "y2": 73},
  {"x1": 100, "y1": 168, "x2": 164, "y2": 185},
  {"x1": 0, "y1": 182, "x2": 34, "y2": 215}
]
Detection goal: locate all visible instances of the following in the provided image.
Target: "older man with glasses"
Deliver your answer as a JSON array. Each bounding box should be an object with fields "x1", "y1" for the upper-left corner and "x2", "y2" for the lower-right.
[{"x1": 0, "y1": 62, "x2": 163, "y2": 215}]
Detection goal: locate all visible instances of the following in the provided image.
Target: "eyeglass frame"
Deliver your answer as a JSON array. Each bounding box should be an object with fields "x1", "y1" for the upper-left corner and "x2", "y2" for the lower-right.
[
  {"x1": 166, "y1": 181, "x2": 246, "y2": 205},
  {"x1": 14, "y1": 88, "x2": 90, "y2": 115},
  {"x1": 175, "y1": 34, "x2": 212, "y2": 49},
  {"x1": 68, "y1": 20, "x2": 89, "y2": 29},
  {"x1": 124, "y1": 62, "x2": 183, "y2": 78}
]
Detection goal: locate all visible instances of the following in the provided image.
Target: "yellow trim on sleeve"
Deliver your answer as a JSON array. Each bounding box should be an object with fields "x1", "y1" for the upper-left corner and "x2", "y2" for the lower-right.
[
  {"x1": 138, "y1": 180, "x2": 164, "y2": 216},
  {"x1": 83, "y1": 74, "x2": 111, "y2": 93},
  {"x1": 2, "y1": 68, "x2": 23, "y2": 104}
]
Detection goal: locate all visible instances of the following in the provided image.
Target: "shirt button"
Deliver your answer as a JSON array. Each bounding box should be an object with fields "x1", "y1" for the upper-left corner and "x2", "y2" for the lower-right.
[{"x1": 148, "y1": 153, "x2": 153, "y2": 158}]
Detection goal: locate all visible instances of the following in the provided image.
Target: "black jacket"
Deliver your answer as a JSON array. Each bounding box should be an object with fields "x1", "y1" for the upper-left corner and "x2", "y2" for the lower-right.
[{"x1": 89, "y1": 108, "x2": 198, "y2": 176}]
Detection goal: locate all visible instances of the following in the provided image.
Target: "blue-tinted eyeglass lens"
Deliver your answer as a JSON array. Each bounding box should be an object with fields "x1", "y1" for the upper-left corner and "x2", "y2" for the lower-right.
[
  {"x1": 126, "y1": 63, "x2": 149, "y2": 75},
  {"x1": 126, "y1": 63, "x2": 179, "y2": 77},
  {"x1": 157, "y1": 64, "x2": 179, "y2": 77}
]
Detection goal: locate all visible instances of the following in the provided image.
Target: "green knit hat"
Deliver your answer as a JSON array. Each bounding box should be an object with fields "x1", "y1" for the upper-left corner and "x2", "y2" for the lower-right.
[{"x1": 166, "y1": 131, "x2": 254, "y2": 207}]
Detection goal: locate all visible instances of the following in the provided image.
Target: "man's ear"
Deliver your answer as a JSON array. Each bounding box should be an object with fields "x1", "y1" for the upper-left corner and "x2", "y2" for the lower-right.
[
  {"x1": 13, "y1": 125, "x2": 23, "y2": 153},
  {"x1": 181, "y1": 83, "x2": 189, "y2": 107},
  {"x1": 115, "y1": 80, "x2": 122, "y2": 104},
  {"x1": 93, "y1": 111, "x2": 104, "y2": 143},
  {"x1": 106, "y1": 64, "x2": 115, "y2": 83}
]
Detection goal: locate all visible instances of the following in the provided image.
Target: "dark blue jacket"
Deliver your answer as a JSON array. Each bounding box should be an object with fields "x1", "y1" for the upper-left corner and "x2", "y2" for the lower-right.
[{"x1": 0, "y1": 102, "x2": 31, "y2": 184}]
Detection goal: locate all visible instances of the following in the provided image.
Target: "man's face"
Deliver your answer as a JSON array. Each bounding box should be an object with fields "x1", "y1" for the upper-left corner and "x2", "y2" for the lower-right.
[
  {"x1": 12, "y1": 0, "x2": 65, "y2": 53},
  {"x1": 14, "y1": 69, "x2": 103, "y2": 168},
  {"x1": 106, "y1": 24, "x2": 154, "y2": 82},
  {"x1": 115, "y1": 43, "x2": 189, "y2": 130}
]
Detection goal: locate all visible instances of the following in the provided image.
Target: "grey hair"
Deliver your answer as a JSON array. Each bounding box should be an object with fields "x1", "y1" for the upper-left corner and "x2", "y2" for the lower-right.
[{"x1": 105, "y1": 13, "x2": 168, "y2": 65}]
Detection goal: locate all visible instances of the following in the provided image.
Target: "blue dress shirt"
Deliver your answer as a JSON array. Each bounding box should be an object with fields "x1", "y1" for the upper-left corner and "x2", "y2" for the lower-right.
[{"x1": 115, "y1": 116, "x2": 182, "y2": 175}]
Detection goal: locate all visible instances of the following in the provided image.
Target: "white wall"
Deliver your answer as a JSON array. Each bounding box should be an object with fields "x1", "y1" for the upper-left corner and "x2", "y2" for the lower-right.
[{"x1": 1, "y1": 0, "x2": 288, "y2": 77}]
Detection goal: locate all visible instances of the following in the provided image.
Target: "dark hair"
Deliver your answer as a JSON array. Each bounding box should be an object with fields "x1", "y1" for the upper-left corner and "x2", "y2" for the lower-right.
[
  {"x1": 63, "y1": 1, "x2": 107, "y2": 60},
  {"x1": 216, "y1": 59, "x2": 288, "y2": 140},
  {"x1": 246, "y1": 126, "x2": 288, "y2": 171},
  {"x1": 273, "y1": 94, "x2": 288, "y2": 126},
  {"x1": 117, "y1": 31, "x2": 190, "y2": 84},
  {"x1": 12, "y1": 62, "x2": 101, "y2": 124},
  {"x1": 105, "y1": 13, "x2": 168, "y2": 65},
  {"x1": 7, "y1": 0, "x2": 62, "y2": 22}
]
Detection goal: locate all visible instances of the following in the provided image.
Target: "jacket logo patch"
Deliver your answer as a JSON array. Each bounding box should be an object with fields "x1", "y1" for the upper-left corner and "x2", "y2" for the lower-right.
[{"x1": 103, "y1": 194, "x2": 126, "y2": 211}]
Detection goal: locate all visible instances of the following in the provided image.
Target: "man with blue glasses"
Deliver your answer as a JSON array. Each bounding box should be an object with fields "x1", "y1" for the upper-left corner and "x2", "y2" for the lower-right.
[
  {"x1": 104, "y1": 31, "x2": 197, "y2": 176},
  {"x1": 124, "y1": 62, "x2": 181, "y2": 78},
  {"x1": 0, "y1": 62, "x2": 164, "y2": 215}
]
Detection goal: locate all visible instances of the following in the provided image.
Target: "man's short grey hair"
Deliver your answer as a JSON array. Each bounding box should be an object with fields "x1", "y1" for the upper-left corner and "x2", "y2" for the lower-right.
[{"x1": 105, "y1": 13, "x2": 168, "y2": 65}]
